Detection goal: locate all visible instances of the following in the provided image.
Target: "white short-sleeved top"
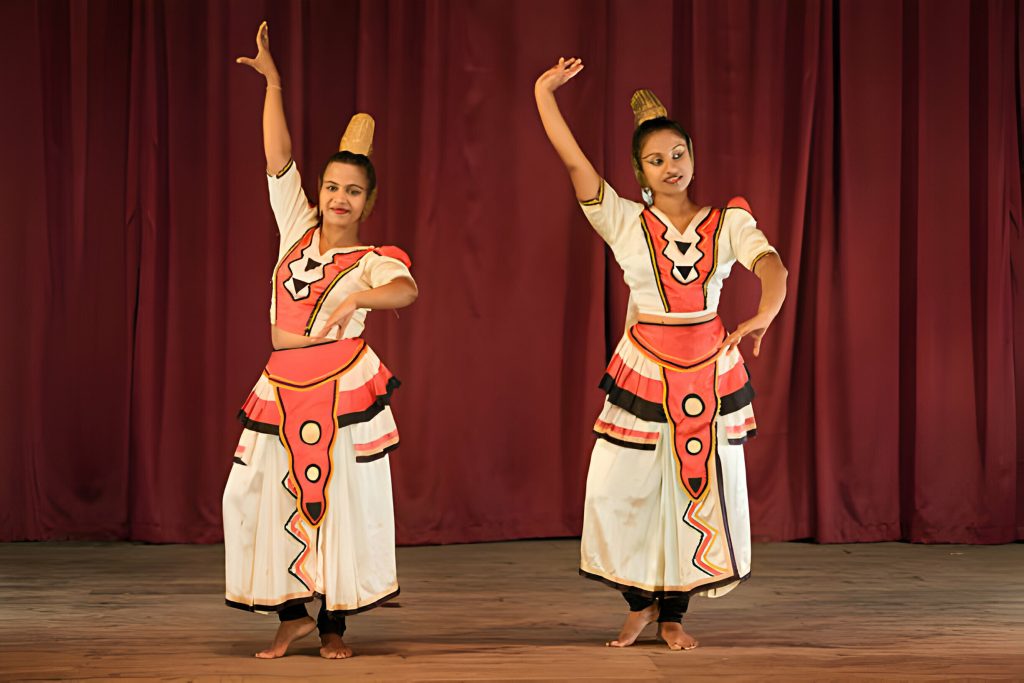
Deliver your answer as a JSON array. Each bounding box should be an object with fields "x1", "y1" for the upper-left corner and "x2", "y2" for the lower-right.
[
  {"x1": 267, "y1": 160, "x2": 414, "y2": 339},
  {"x1": 579, "y1": 180, "x2": 777, "y2": 319}
]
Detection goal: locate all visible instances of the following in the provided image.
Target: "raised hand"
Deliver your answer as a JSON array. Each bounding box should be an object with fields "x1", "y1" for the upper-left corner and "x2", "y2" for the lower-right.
[
  {"x1": 235, "y1": 21, "x2": 280, "y2": 85},
  {"x1": 535, "y1": 57, "x2": 584, "y2": 95}
]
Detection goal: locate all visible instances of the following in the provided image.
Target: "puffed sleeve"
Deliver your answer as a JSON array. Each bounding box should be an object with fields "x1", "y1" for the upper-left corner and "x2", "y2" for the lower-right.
[
  {"x1": 724, "y1": 198, "x2": 778, "y2": 271},
  {"x1": 578, "y1": 179, "x2": 644, "y2": 250},
  {"x1": 267, "y1": 159, "x2": 318, "y2": 246},
  {"x1": 362, "y1": 246, "x2": 415, "y2": 288}
]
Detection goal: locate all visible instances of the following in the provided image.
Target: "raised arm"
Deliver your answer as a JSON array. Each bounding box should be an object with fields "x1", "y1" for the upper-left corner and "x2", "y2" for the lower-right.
[
  {"x1": 236, "y1": 21, "x2": 292, "y2": 175},
  {"x1": 534, "y1": 58, "x2": 601, "y2": 202}
]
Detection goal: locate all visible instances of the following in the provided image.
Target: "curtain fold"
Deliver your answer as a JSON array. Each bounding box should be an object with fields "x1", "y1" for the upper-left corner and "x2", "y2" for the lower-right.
[{"x1": 1, "y1": 0, "x2": 1020, "y2": 544}]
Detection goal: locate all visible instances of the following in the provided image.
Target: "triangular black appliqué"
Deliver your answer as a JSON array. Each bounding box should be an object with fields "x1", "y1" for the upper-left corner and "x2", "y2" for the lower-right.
[
  {"x1": 305, "y1": 502, "x2": 323, "y2": 523},
  {"x1": 291, "y1": 278, "x2": 309, "y2": 293},
  {"x1": 676, "y1": 241, "x2": 692, "y2": 255},
  {"x1": 676, "y1": 265, "x2": 695, "y2": 280},
  {"x1": 305, "y1": 258, "x2": 320, "y2": 272},
  {"x1": 687, "y1": 477, "x2": 704, "y2": 493}
]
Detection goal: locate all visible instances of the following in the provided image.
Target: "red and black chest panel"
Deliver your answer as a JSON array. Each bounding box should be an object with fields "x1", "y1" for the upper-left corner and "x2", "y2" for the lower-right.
[
  {"x1": 274, "y1": 227, "x2": 373, "y2": 336},
  {"x1": 639, "y1": 207, "x2": 725, "y2": 313}
]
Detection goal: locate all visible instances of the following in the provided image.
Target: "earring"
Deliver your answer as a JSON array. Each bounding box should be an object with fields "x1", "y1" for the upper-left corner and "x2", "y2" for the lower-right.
[{"x1": 641, "y1": 186, "x2": 653, "y2": 205}]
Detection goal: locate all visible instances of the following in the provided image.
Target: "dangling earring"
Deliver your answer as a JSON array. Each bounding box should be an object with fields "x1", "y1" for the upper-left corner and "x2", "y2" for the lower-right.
[{"x1": 641, "y1": 186, "x2": 653, "y2": 205}]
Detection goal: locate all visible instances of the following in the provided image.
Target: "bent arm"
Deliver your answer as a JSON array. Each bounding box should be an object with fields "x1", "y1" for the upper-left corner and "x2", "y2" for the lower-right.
[
  {"x1": 752, "y1": 253, "x2": 788, "y2": 320},
  {"x1": 351, "y1": 277, "x2": 419, "y2": 311}
]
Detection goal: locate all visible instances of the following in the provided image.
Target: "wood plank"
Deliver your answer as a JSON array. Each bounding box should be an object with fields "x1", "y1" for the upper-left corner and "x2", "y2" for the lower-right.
[{"x1": 0, "y1": 541, "x2": 1021, "y2": 680}]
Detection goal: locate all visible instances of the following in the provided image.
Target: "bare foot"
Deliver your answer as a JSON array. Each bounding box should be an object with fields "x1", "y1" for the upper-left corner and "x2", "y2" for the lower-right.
[
  {"x1": 319, "y1": 633, "x2": 354, "y2": 659},
  {"x1": 606, "y1": 603, "x2": 659, "y2": 647},
  {"x1": 254, "y1": 616, "x2": 316, "y2": 658},
  {"x1": 658, "y1": 622, "x2": 699, "y2": 651}
]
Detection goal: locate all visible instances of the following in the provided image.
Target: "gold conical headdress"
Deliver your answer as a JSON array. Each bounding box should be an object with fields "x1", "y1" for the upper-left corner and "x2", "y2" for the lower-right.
[
  {"x1": 630, "y1": 89, "x2": 668, "y2": 127},
  {"x1": 339, "y1": 113, "x2": 374, "y2": 156},
  {"x1": 334, "y1": 113, "x2": 378, "y2": 220}
]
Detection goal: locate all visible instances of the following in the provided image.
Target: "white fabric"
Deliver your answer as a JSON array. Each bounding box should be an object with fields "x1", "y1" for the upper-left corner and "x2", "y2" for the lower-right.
[
  {"x1": 223, "y1": 427, "x2": 398, "y2": 613},
  {"x1": 579, "y1": 179, "x2": 777, "y2": 318},
  {"x1": 581, "y1": 419, "x2": 751, "y2": 598},
  {"x1": 267, "y1": 160, "x2": 317, "y2": 249}
]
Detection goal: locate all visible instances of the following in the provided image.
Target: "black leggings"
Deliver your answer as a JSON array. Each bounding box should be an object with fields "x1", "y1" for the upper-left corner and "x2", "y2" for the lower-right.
[
  {"x1": 279, "y1": 601, "x2": 346, "y2": 637},
  {"x1": 622, "y1": 591, "x2": 690, "y2": 623}
]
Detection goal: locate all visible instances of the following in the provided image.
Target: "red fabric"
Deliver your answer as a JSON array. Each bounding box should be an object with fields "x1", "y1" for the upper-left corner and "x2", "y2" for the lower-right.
[
  {"x1": 640, "y1": 208, "x2": 723, "y2": 312},
  {"x1": 273, "y1": 232, "x2": 373, "y2": 336},
  {"x1": 727, "y1": 197, "x2": 751, "y2": 213},
  {"x1": 1, "y1": 0, "x2": 1021, "y2": 544},
  {"x1": 605, "y1": 353, "x2": 664, "y2": 404},
  {"x1": 263, "y1": 339, "x2": 365, "y2": 387},
  {"x1": 373, "y1": 246, "x2": 411, "y2": 268},
  {"x1": 663, "y1": 361, "x2": 717, "y2": 500},
  {"x1": 276, "y1": 379, "x2": 338, "y2": 527},
  {"x1": 631, "y1": 320, "x2": 725, "y2": 369}
]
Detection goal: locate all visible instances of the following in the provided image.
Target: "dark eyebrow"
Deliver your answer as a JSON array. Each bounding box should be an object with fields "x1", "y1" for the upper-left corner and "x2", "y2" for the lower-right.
[
  {"x1": 323, "y1": 180, "x2": 366, "y2": 191},
  {"x1": 643, "y1": 144, "x2": 686, "y2": 160}
]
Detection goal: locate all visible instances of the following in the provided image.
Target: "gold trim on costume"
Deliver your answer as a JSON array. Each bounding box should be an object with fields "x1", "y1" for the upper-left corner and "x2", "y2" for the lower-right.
[
  {"x1": 580, "y1": 180, "x2": 605, "y2": 207},
  {"x1": 749, "y1": 250, "x2": 776, "y2": 273},
  {"x1": 702, "y1": 210, "x2": 727, "y2": 303},
  {"x1": 639, "y1": 213, "x2": 671, "y2": 312},
  {"x1": 270, "y1": 159, "x2": 295, "y2": 179}
]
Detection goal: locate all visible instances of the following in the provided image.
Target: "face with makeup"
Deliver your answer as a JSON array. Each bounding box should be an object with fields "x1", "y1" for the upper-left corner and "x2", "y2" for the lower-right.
[
  {"x1": 318, "y1": 161, "x2": 371, "y2": 229},
  {"x1": 638, "y1": 128, "x2": 694, "y2": 199}
]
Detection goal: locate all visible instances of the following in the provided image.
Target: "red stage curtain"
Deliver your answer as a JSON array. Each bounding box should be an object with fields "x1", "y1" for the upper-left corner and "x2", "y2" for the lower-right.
[{"x1": 1, "y1": 0, "x2": 1020, "y2": 544}]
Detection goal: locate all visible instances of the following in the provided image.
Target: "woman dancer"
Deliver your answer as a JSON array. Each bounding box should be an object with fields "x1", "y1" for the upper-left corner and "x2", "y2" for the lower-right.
[
  {"x1": 535, "y1": 57, "x2": 787, "y2": 650},
  {"x1": 223, "y1": 22, "x2": 417, "y2": 659}
]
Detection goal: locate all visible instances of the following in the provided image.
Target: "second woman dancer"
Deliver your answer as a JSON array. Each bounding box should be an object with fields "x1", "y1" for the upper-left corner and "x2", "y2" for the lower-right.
[{"x1": 535, "y1": 57, "x2": 788, "y2": 651}]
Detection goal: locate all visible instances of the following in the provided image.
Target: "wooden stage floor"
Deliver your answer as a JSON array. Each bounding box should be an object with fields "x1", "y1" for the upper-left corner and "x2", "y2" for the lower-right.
[{"x1": 0, "y1": 540, "x2": 1021, "y2": 681}]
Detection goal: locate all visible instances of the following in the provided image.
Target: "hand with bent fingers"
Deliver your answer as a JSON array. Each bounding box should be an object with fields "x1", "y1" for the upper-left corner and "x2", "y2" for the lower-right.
[
  {"x1": 312, "y1": 296, "x2": 358, "y2": 341},
  {"x1": 235, "y1": 20, "x2": 280, "y2": 85},
  {"x1": 722, "y1": 311, "x2": 775, "y2": 357},
  {"x1": 535, "y1": 57, "x2": 584, "y2": 94}
]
